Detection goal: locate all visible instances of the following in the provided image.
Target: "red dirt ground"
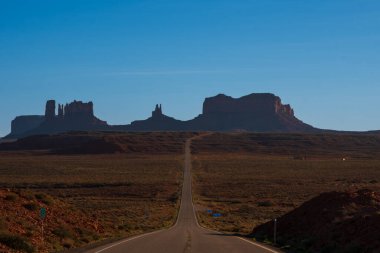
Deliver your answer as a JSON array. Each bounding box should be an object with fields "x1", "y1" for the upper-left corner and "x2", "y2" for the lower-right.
[{"x1": 0, "y1": 189, "x2": 102, "y2": 253}]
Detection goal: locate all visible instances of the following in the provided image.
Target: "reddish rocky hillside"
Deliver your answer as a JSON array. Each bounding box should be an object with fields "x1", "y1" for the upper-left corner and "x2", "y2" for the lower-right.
[
  {"x1": 251, "y1": 189, "x2": 380, "y2": 253},
  {"x1": 0, "y1": 189, "x2": 102, "y2": 253}
]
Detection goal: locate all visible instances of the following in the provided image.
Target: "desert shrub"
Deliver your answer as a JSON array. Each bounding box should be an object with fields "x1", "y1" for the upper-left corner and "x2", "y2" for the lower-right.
[
  {"x1": 168, "y1": 192, "x2": 178, "y2": 203},
  {"x1": 0, "y1": 218, "x2": 7, "y2": 232},
  {"x1": 52, "y1": 242, "x2": 64, "y2": 251},
  {"x1": 23, "y1": 202, "x2": 38, "y2": 211},
  {"x1": 75, "y1": 227, "x2": 98, "y2": 241},
  {"x1": 4, "y1": 193, "x2": 18, "y2": 201},
  {"x1": 22, "y1": 192, "x2": 36, "y2": 201},
  {"x1": 0, "y1": 233, "x2": 35, "y2": 253},
  {"x1": 300, "y1": 237, "x2": 314, "y2": 249},
  {"x1": 320, "y1": 243, "x2": 337, "y2": 253},
  {"x1": 62, "y1": 238, "x2": 75, "y2": 248},
  {"x1": 253, "y1": 231, "x2": 267, "y2": 242},
  {"x1": 25, "y1": 230, "x2": 33, "y2": 238},
  {"x1": 238, "y1": 204, "x2": 252, "y2": 213},
  {"x1": 81, "y1": 237, "x2": 90, "y2": 243},
  {"x1": 232, "y1": 227, "x2": 240, "y2": 233},
  {"x1": 35, "y1": 193, "x2": 52, "y2": 205},
  {"x1": 257, "y1": 201, "x2": 273, "y2": 207},
  {"x1": 92, "y1": 233, "x2": 100, "y2": 240},
  {"x1": 52, "y1": 227, "x2": 72, "y2": 239},
  {"x1": 342, "y1": 243, "x2": 362, "y2": 253},
  {"x1": 275, "y1": 236, "x2": 287, "y2": 247}
]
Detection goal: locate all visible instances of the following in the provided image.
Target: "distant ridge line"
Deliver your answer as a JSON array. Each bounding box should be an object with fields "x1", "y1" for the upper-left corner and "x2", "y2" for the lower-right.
[{"x1": 3, "y1": 92, "x2": 379, "y2": 139}]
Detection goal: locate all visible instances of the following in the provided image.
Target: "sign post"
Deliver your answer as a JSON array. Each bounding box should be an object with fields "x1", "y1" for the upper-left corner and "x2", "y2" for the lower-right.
[{"x1": 40, "y1": 207, "x2": 47, "y2": 244}]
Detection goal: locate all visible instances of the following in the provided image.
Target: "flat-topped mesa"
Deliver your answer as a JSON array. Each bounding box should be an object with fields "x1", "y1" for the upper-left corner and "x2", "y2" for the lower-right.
[
  {"x1": 203, "y1": 93, "x2": 295, "y2": 117},
  {"x1": 11, "y1": 115, "x2": 44, "y2": 136}
]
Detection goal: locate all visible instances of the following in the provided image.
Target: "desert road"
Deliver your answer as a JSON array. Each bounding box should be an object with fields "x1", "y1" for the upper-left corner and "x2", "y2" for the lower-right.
[{"x1": 86, "y1": 138, "x2": 280, "y2": 253}]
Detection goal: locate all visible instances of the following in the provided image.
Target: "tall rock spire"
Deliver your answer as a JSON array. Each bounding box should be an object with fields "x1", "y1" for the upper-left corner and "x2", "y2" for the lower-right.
[
  {"x1": 152, "y1": 104, "x2": 163, "y2": 118},
  {"x1": 45, "y1": 100, "x2": 56, "y2": 120}
]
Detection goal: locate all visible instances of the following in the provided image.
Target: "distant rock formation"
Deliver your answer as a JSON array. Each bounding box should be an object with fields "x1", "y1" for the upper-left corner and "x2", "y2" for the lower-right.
[
  {"x1": 45, "y1": 100, "x2": 56, "y2": 120},
  {"x1": 113, "y1": 93, "x2": 314, "y2": 132},
  {"x1": 5, "y1": 93, "x2": 319, "y2": 139},
  {"x1": 6, "y1": 100, "x2": 108, "y2": 139},
  {"x1": 61, "y1": 101, "x2": 95, "y2": 119},
  {"x1": 114, "y1": 104, "x2": 185, "y2": 131},
  {"x1": 202, "y1": 93, "x2": 293, "y2": 116},
  {"x1": 152, "y1": 104, "x2": 163, "y2": 118},
  {"x1": 185, "y1": 93, "x2": 313, "y2": 132},
  {"x1": 11, "y1": 115, "x2": 45, "y2": 136}
]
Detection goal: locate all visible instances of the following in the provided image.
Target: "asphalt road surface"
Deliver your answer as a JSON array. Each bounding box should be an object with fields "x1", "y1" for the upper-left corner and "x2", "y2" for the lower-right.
[{"x1": 86, "y1": 137, "x2": 280, "y2": 253}]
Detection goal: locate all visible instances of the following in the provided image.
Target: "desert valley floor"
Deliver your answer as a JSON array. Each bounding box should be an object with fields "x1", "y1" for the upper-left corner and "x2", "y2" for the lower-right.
[{"x1": 0, "y1": 132, "x2": 380, "y2": 252}]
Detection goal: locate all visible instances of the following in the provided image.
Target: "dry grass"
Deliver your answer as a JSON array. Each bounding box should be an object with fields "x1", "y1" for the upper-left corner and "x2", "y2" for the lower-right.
[
  {"x1": 0, "y1": 132, "x2": 196, "y2": 252},
  {"x1": 192, "y1": 132, "x2": 380, "y2": 159},
  {"x1": 0, "y1": 153, "x2": 184, "y2": 252},
  {"x1": 192, "y1": 153, "x2": 380, "y2": 234}
]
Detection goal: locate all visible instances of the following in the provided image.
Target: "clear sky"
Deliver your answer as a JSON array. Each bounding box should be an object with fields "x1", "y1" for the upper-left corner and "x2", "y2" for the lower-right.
[{"x1": 1, "y1": 0, "x2": 379, "y2": 136}]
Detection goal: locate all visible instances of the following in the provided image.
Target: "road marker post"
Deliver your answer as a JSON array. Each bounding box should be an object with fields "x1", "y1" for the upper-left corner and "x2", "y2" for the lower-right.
[{"x1": 274, "y1": 218, "x2": 277, "y2": 245}]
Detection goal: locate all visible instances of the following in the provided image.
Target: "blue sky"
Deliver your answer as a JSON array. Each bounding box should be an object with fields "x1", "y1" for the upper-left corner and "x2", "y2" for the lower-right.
[{"x1": 1, "y1": 0, "x2": 379, "y2": 136}]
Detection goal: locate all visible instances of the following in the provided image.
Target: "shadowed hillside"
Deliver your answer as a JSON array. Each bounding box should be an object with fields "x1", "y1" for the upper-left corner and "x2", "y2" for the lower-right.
[
  {"x1": 251, "y1": 189, "x2": 380, "y2": 253},
  {"x1": 0, "y1": 132, "x2": 199, "y2": 154}
]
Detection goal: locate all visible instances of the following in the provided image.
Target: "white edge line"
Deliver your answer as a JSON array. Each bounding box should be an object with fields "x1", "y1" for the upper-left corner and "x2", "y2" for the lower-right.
[
  {"x1": 237, "y1": 237, "x2": 280, "y2": 253},
  {"x1": 93, "y1": 230, "x2": 162, "y2": 253}
]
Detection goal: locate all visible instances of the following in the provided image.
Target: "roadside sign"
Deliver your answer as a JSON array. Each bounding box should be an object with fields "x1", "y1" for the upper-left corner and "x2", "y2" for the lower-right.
[
  {"x1": 39, "y1": 207, "x2": 47, "y2": 244},
  {"x1": 40, "y1": 207, "x2": 47, "y2": 220}
]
